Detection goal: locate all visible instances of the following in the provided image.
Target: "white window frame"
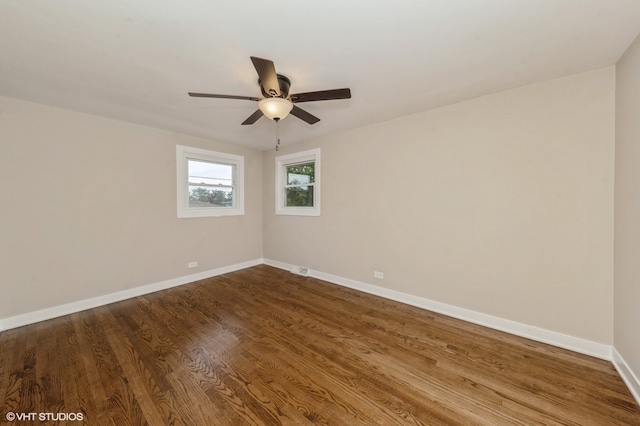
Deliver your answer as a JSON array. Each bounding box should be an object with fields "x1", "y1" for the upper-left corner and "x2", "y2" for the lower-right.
[
  {"x1": 275, "y1": 148, "x2": 321, "y2": 216},
  {"x1": 176, "y1": 145, "x2": 244, "y2": 218}
]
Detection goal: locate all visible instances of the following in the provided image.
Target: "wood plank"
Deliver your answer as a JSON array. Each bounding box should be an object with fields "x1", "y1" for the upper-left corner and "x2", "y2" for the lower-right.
[{"x1": 0, "y1": 264, "x2": 638, "y2": 425}]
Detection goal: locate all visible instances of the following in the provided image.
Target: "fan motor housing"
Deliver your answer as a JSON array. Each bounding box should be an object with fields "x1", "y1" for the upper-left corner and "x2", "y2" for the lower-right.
[{"x1": 260, "y1": 74, "x2": 291, "y2": 98}]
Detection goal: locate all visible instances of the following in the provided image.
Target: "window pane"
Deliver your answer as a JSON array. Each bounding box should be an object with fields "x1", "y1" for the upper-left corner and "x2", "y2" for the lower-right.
[
  {"x1": 177, "y1": 145, "x2": 244, "y2": 218},
  {"x1": 188, "y1": 186, "x2": 234, "y2": 208},
  {"x1": 188, "y1": 159, "x2": 234, "y2": 186},
  {"x1": 286, "y1": 162, "x2": 315, "y2": 185},
  {"x1": 187, "y1": 159, "x2": 234, "y2": 209},
  {"x1": 285, "y1": 186, "x2": 314, "y2": 207}
]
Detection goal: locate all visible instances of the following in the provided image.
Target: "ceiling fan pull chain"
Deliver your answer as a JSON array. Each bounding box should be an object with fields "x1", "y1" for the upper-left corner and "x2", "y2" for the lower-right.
[{"x1": 275, "y1": 119, "x2": 281, "y2": 151}]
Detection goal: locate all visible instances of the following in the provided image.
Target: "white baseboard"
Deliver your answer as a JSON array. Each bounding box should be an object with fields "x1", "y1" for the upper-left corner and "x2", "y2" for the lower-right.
[
  {"x1": 0, "y1": 257, "x2": 615, "y2": 362},
  {"x1": 4, "y1": 257, "x2": 636, "y2": 404},
  {"x1": 0, "y1": 258, "x2": 263, "y2": 332},
  {"x1": 612, "y1": 348, "x2": 640, "y2": 406},
  {"x1": 263, "y1": 258, "x2": 612, "y2": 360}
]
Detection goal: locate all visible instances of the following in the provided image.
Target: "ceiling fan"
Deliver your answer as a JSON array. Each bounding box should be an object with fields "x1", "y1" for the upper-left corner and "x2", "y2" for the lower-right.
[{"x1": 188, "y1": 56, "x2": 351, "y2": 125}]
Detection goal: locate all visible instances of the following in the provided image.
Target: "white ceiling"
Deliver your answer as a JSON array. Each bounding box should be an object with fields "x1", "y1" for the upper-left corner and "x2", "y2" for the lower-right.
[{"x1": 1, "y1": 1, "x2": 639, "y2": 150}]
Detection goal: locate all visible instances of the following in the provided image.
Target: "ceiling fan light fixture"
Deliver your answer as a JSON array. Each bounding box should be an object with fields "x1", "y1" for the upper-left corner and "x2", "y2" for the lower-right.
[
  {"x1": 258, "y1": 97, "x2": 293, "y2": 121},
  {"x1": 189, "y1": 57, "x2": 350, "y2": 126}
]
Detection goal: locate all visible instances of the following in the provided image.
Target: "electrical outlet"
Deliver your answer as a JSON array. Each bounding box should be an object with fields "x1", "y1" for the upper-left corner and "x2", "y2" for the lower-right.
[
  {"x1": 374, "y1": 271, "x2": 384, "y2": 279},
  {"x1": 188, "y1": 261, "x2": 198, "y2": 268}
]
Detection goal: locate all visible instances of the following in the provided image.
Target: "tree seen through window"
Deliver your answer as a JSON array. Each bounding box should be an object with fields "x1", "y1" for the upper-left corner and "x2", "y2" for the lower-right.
[{"x1": 286, "y1": 162, "x2": 315, "y2": 207}]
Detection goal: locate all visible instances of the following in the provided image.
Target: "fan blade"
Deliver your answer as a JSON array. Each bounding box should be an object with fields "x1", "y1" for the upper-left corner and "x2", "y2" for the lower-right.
[
  {"x1": 241, "y1": 109, "x2": 264, "y2": 125},
  {"x1": 188, "y1": 92, "x2": 260, "y2": 101},
  {"x1": 250, "y1": 56, "x2": 280, "y2": 97},
  {"x1": 290, "y1": 105, "x2": 320, "y2": 125},
  {"x1": 290, "y1": 88, "x2": 351, "y2": 103}
]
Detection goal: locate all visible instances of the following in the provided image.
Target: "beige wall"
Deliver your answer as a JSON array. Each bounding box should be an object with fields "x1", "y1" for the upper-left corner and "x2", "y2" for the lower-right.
[
  {"x1": 0, "y1": 96, "x2": 263, "y2": 319},
  {"x1": 615, "y1": 35, "x2": 640, "y2": 379},
  {"x1": 264, "y1": 67, "x2": 615, "y2": 344},
  {"x1": 0, "y1": 67, "x2": 619, "y2": 349}
]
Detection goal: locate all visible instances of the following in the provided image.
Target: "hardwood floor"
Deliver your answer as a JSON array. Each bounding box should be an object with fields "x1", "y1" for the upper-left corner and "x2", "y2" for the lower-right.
[{"x1": 1, "y1": 265, "x2": 639, "y2": 425}]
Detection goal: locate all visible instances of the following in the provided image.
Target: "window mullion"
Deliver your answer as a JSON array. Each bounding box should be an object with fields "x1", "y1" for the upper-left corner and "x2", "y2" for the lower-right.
[{"x1": 284, "y1": 183, "x2": 315, "y2": 189}]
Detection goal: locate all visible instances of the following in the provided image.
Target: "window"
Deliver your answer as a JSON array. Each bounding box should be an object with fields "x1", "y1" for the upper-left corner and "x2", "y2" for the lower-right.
[
  {"x1": 275, "y1": 148, "x2": 320, "y2": 216},
  {"x1": 176, "y1": 145, "x2": 244, "y2": 218}
]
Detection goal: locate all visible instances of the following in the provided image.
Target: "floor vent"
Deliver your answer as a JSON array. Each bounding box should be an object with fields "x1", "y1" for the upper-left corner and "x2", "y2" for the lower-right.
[{"x1": 291, "y1": 266, "x2": 310, "y2": 277}]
